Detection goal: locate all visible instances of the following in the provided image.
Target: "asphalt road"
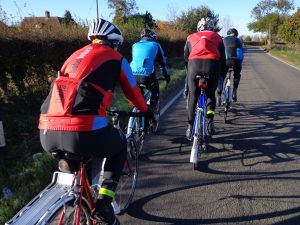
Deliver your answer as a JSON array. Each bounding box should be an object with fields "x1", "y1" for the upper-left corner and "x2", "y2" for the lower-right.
[{"x1": 119, "y1": 46, "x2": 300, "y2": 225}]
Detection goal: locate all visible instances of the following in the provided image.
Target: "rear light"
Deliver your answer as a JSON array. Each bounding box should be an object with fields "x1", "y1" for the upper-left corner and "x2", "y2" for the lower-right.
[
  {"x1": 198, "y1": 78, "x2": 207, "y2": 89},
  {"x1": 199, "y1": 83, "x2": 207, "y2": 89}
]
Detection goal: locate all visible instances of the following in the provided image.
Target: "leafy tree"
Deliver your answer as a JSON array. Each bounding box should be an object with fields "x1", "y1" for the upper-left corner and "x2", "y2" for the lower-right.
[
  {"x1": 278, "y1": 8, "x2": 300, "y2": 44},
  {"x1": 248, "y1": 12, "x2": 285, "y2": 34},
  {"x1": 62, "y1": 10, "x2": 76, "y2": 25},
  {"x1": 172, "y1": 5, "x2": 220, "y2": 34},
  {"x1": 248, "y1": 0, "x2": 294, "y2": 34},
  {"x1": 115, "y1": 11, "x2": 157, "y2": 41},
  {"x1": 107, "y1": 0, "x2": 138, "y2": 23}
]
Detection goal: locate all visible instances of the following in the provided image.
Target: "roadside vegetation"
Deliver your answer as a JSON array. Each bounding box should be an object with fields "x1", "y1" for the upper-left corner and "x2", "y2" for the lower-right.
[{"x1": 267, "y1": 46, "x2": 300, "y2": 68}]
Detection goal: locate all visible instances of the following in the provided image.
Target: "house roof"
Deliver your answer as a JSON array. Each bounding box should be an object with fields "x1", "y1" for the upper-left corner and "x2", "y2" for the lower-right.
[{"x1": 21, "y1": 11, "x2": 62, "y2": 28}]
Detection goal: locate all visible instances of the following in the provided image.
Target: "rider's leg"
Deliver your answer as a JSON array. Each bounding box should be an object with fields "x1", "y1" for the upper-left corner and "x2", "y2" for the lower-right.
[
  {"x1": 206, "y1": 74, "x2": 219, "y2": 135},
  {"x1": 184, "y1": 72, "x2": 189, "y2": 98},
  {"x1": 147, "y1": 76, "x2": 159, "y2": 108},
  {"x1": 77, "y1": 126, "x2": 126, "y2": 224},
  {"x1": 233, "y1": 62, "x2": 242, "y2": 101},
  {"x1": 186, "y1": 73, "x2": 199, "y2": 139},
  {"x1": 216, "y1": 71, "x2": 226, "y2": 106}
]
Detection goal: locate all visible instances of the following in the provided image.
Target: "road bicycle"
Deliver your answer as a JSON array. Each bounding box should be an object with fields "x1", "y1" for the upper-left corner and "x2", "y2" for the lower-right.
[
  {"x1": 221, "y1": 67, "x2": 233, "y2": 123},
  {"x1": 5, "y1": 109, "x2": 146, "y2": 225},
  {"x1": 126, "y1": 77, "x2": 166, "y2": 155},
  {"x1": 188, "y1": 75, "x2": 210, "y2": 170}
]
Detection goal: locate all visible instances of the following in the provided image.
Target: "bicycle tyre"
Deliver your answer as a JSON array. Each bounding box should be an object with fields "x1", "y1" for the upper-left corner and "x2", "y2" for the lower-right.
[
  {"x1": 45, "y1": 198, "x2": 92, "y2": 225},
  {"x1": 150, "y1": 102, "x2": 160, "y2": 134},
  {"x1": 134, "y1": 118, "x2": 144, "y2": 155},
  {"x1": 115, "y1": 135, "x2": 139, "y2": 214},
  {"x1": 224, "y1": 86, "x2": 231, "y2": 123},
  {"x1": 193, "y1": 110, "x2": 202, "y2": 170}
]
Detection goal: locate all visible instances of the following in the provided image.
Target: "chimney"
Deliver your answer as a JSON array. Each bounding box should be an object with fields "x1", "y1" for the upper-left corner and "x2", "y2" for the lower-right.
[{"x1": 45, "y1": 10, "x2": 50, "y2": 18}]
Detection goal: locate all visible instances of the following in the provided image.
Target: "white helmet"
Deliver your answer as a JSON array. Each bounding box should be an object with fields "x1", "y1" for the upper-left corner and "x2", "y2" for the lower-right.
[
  {"x1": 197, "y1": 18, "x2": 214, "y2": 31},
  {"x1": 88, "y1": 18, "x2": 124, "y2": 44}
]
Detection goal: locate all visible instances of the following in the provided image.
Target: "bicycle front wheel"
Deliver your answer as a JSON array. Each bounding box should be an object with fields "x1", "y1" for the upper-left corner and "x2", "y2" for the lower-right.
[
  {"x1": 115, "y1": 135, "x2": 139, "y2": 214},
  {"x1": 224, "y1": 87, "x2": 231, "y2": 123},
  {"x1": 45, "y1": 198, "x2": 92, "y2": 225}
]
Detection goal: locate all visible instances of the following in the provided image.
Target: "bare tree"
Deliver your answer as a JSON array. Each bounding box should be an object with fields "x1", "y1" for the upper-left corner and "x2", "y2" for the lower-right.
[
  {"x1": 166, "y1": 4, "x2": 179, "y2": 22},
  {"x1": 219, "y1": 15, "x2": 233, "y2": 36}
]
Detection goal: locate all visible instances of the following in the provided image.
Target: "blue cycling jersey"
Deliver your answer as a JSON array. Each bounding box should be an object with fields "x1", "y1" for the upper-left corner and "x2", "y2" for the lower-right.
[
  {"x1": 223, "y1": 36, "x2": 244, "y2": 62},
  {"x1": 130, "y1": 39, "x2": 167, "y2": 77}
]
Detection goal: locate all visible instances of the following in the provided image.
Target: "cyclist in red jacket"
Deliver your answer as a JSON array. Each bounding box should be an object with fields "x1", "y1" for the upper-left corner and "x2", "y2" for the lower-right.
[
  {"x1": 38, "y1": 18, "x2": 152, "y2": 225},
  {"x1": 184, "y1": 18, "x2": 226, "y2": 138}
]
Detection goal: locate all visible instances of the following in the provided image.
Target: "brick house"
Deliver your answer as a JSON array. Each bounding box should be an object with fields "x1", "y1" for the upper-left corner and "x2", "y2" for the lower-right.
[{"x1": 21, "y1": 11, "x2": 62, "y2": 30}]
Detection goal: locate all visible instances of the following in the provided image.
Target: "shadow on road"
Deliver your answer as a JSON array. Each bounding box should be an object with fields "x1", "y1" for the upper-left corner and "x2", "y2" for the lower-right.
[
  {"x1": 126, "y1": 99, "x2": 300, "y2": 224},
  {"x1": 126, "y1": 176, "x2": 300, "y2": 224}
]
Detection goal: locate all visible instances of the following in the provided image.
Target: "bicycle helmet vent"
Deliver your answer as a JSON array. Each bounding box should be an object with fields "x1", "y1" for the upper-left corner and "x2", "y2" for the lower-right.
[{"x1": 88, "y1": 18, "x2": 123, "y2": 44}]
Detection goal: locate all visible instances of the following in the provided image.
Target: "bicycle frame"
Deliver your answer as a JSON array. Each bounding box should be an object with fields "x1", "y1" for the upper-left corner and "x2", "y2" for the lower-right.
[
  {"x1": 126, "y1": 89, "x2": 151, "y2": 135},
  {"x1": 190, "y1": 77, "x2": 207, "y2": 166},
  {"x1": 222, "y1": 68, "x2": 233, "y2": 105},
  {"x1": 222, "y1": 67, "x2": 233, "y2": 122},
  {"x1": 58, "y1": 159, "x2": 94, "y2": 225}
]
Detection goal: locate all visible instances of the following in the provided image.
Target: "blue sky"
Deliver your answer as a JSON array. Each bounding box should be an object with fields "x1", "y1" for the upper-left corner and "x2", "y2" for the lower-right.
[{"x1": 1, "y1": 0, "x2": 299, "y2": 36}]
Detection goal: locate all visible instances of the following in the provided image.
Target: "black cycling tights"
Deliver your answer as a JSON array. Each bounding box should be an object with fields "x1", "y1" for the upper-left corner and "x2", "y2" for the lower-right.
[
  {"x1": 40, "y1": 125, "x2": 127, "y2": 188},
  {"x1": 135, "y1": 75, "x2": 159, "y2": 107},
  {"x1": 187, "y1": 73, "x2": 219, "y2": 125}
]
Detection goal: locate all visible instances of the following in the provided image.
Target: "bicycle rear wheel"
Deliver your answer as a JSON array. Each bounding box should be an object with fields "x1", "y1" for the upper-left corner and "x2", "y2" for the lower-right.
[
  {"x1": 45, "y1": 198, "x2": 92, "y2": 225},
  {"x1": 115, "y1": 135, "x2": 138, "y2": 214},
  {"x1": 193, "y1": 110, "x2": 206, "y2": 170}
]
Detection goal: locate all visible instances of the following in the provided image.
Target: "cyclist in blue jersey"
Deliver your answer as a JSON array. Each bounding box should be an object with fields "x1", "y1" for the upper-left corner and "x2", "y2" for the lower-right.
[
  {"x1": 130, "y1": 28, "x2": 170, "y2": 117},
  {"x1": 217, "y1": 28, "x2": 244, "y2": 104}
]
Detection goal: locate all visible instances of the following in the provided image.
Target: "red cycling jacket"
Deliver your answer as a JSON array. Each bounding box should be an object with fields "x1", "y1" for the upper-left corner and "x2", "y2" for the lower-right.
[
  {"x1": 39, "y1": 43, "x2": 147, "y2": 131},
  {"x1": 186, "y1": 31, "x2": 223, "y2": 60}
]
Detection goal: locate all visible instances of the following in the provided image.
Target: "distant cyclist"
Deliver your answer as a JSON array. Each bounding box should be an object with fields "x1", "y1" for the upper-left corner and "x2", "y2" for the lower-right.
[
  {"x1": 184, "y1": 18, "x2": 226, "y2": 138},
  {"x1": 217, "y1": 28, "x2": 244, "y2": 104},
  {"x1": 38, "y1": 18, "x2": 152, "y2": 225},
  {"x1": 130, "y1": 28, "x2": 170, "y2": 119}
]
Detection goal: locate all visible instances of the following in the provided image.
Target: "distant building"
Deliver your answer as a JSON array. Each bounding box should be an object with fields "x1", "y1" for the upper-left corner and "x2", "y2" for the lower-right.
[{"x1": 21, "y1": 11, "x2": 63, "y2": 30}]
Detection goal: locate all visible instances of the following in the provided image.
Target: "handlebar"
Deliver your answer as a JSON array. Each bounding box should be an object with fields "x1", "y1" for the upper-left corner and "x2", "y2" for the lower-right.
[{"x1": 106, "y1": 109, "x2": 150, "y2": 118}]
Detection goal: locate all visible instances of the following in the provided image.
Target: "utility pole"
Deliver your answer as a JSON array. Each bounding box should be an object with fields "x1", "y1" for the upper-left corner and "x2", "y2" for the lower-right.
[{"x1": 96, "y1": 0, "x2": 99, "y2": 19}]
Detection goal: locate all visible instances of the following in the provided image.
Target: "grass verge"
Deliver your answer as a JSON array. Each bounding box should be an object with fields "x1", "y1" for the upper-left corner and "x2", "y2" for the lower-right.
[
  {"x1": 263, "y1": 47, "x2": 300, "y2": 69},
  {"x1": 0, "y1": 57, "x2": 185, "y2": 224}
]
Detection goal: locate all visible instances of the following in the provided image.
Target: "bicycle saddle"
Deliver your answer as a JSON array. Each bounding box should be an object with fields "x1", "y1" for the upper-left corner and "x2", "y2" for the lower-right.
[{"x1": 51, "y1": 150, "x2": 89, "y2": 173}]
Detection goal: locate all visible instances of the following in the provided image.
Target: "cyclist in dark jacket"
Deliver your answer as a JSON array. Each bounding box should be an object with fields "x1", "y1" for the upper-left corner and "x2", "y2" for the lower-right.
[
  {"x1": 39, "y1": 18, "x2": 152, "y2": 225},
  {"x1": 130, "y1": 28, "x2": 170, "y2": 110},
  {"x1": 217, "y1": 28, "x2": 244, "y2": 104},
  {"x1": 184, "y1": 18, "x2": 226, "y2": 138}
]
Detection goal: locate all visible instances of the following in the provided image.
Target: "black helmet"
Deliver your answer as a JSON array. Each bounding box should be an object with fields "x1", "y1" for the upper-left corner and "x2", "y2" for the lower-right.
[
  {"x1": 140, "y1": 28, "x2": 157, "y2": 40},
  {"x1": 227, "y1": 28, "x2": 238, "y2": 36}
]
